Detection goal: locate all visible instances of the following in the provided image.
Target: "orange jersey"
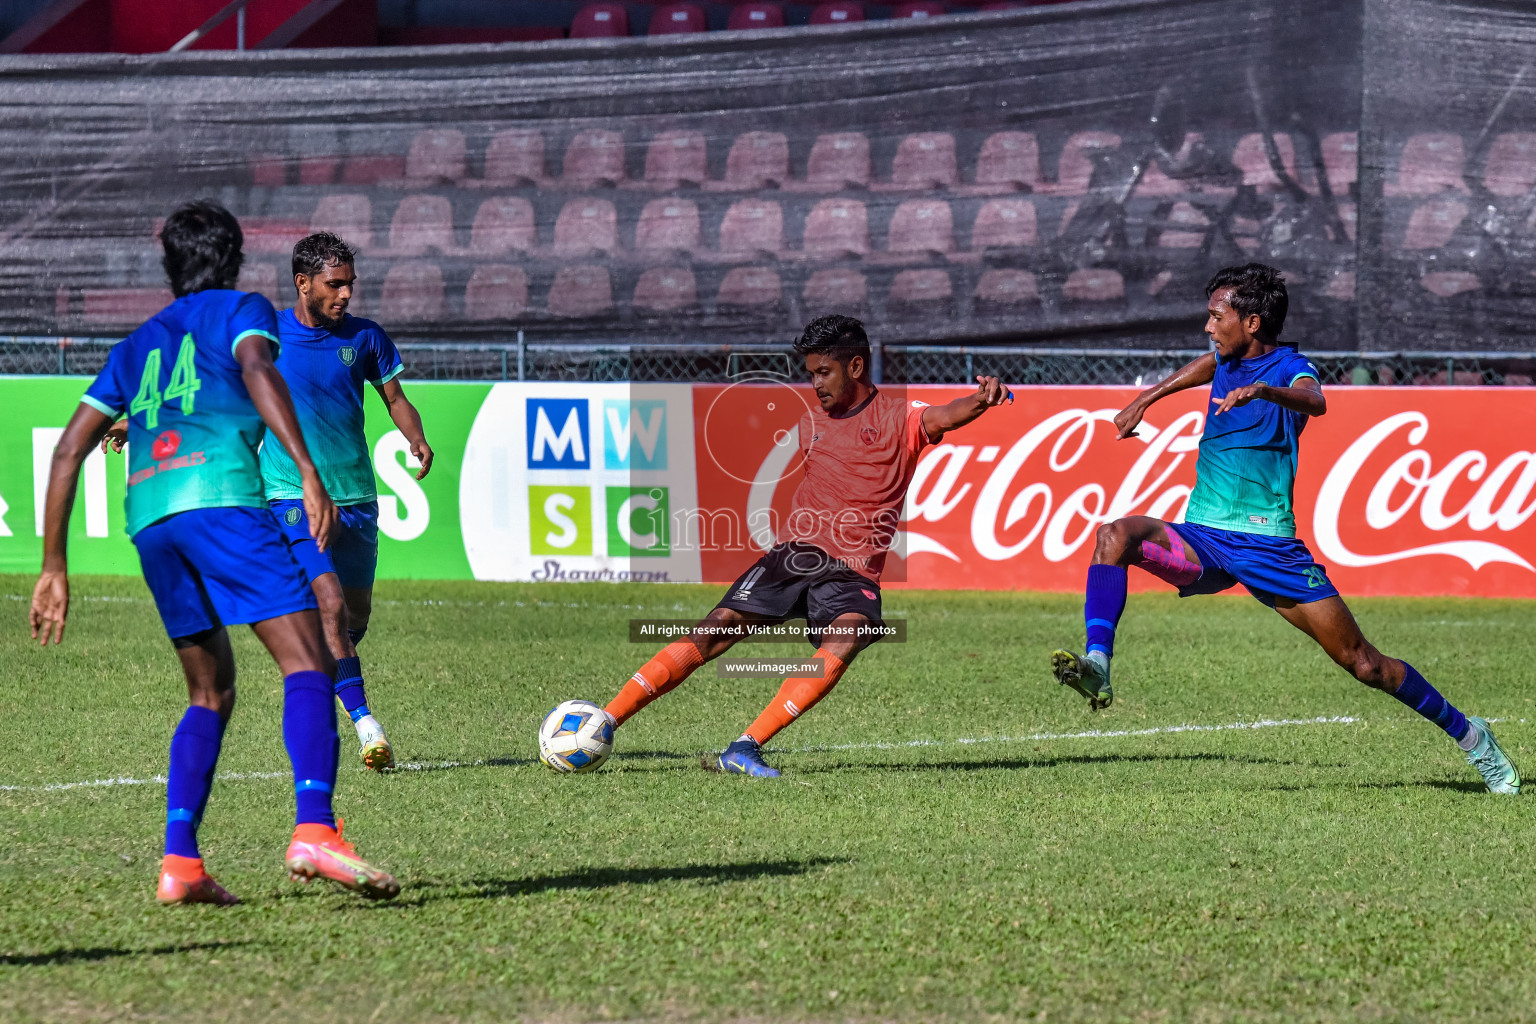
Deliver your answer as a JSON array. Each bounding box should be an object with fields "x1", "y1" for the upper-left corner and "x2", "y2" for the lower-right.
[{"x1": 784, "y1": 388, "x2": 936, "y2": 580}]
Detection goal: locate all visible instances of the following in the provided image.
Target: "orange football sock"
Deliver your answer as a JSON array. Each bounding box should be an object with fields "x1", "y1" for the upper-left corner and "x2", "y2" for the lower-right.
[
  {"x1": 744, "y1": 649, "x2": 848, "y2": 745},
  {"x1": 160, "y1": 853, "x2": 206, "y2": 881},
  {"x1": 605, "y1": 641, "x2": 706, "y2": 725}
]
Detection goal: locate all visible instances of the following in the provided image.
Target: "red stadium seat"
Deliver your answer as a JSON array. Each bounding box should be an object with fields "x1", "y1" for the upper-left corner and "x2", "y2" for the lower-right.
[
  {"x1": 801, "y1": 198, "x2": 869, "y2": 257},
  {"x1": 892, "y1": 2, "x2": 945, "y2": 18},
  {"x1": 236, "y1": 263, "x2": 279, "y2": 304},
  {"x1": 1402, "y1": 198, "x2": 1469, "y2": 249},
  {"x1": 298, "y1": 155, "x2": 340, "y2": 186},
  {"x1": 250, "y1": 154, "x2": 287, "y2": 187},
  {"x1": 465, "y1": 265, "x2": 529, "y2": 320},
  {"x1": 640, "y1": 130, "x2": 707, "y2": 190},
  {"x1": 633, "y1": 267, "x2": 698, "y2": 311},
  {"x1": 553, "y1": 198, "x2": 619, "y2": 257},
  {"x1": 1322, "y1": 131, "x2": 1358, "y2": 196},
  {"x1": 970, "y1": 131, "x2": 1040, "y2": 192},
  {"x1": 717, "y1": 266, "x2": 782, "y2": 306},
  {"x1": 969, "y1": 199, "x2": 1036, "y2": 250},
  {"x1": 810, "y1": 2, "x2": 864, "y2": 25},
  {"x1": 798, "y1": 132, "x2": 870, "y2": 191},
  {"x1": 562, "y1": 130, "x2": 626, "y2": 188},
  {"x1": 388, "y1": 195, "x2": 457, "y2": 255},
  {"x1": 547, "y1": 265, "x2": 614, "y2": 317},
  {"x1": 1062, "y1": 267, "x2": 1124, "y2": 302},
  {"x1": 710, "y1": 132, "x2": 789, "y2": 190},
  {"x1": 884, "y1": 199, "x2": 953, "y2": 257},
  {"x1": 728, "y1": 4, "x2": 785, "y2": 30},
  {"x1": 469, "y1": 197, "x2": 537, "y2": 256},
  {"x1": 635, "y1": 198, "x2": 702, "y2": 255},
  {"x1": 1420, "y1": 271, "x2": 1480, "y2": 298},
  {"x1": 973, "y1": 268, "x2": 1038, "y2": 304},
  {"x1": 239, "y1": 218, "x2": 309, "y2": 254},
  {"x1": 482, "y1": 129, "x2": 548, "y2": 187},
  {"x1": 1388, "y1": 133, "x2": 1468, "y2": 197},
  {"x1": 571, "y1": 4, "x2": 629, "y2": 37},
  {"x1": 717, "y1": 199, "x2": 784, "y2": 257},
  {"x1": 1231, "y1": 133, "x2": 1300, "y2": 192},
  {"x1": 889, "y1": 269, "x2": 952, "y2": 304},
  {"x1": 310, "y1": 194, "x2": 373, "y2": 249},
  {"x1": 341, "y1": 155, "x2": 406, "y2": 187},
  {"x1": 649, "y1": 3, "x2": 706, "y2": 34},
  {"x1": 1052, "y1": 132, "x2": 1120, "y2": 195},
  {"x1": 81, "y1": 288, "x2": 174, "y2": 325},
  {"x1": 381, "y1": 262, "x2": 445, "y2": 322},
  {"x1": 1483, "y1": 132, "x2": 1536, "y2": 197},
  {"x1": 803, "y1": 267, "x2": 867, "y2": 309},
  {"x1": 882, "y1": 132, "x2": 957, "y2": 190},
  {"x1": 404, "y1": 129, "x2": 466, "y2": 185},
  {"x1": 1157, "y1": 201, "x2": 1209, "y2": 248}
]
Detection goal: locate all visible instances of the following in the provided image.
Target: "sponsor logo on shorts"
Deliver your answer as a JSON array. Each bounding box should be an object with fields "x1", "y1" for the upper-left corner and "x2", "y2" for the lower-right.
[
  {"x1": 284, "y1": 507, "x2": 302, "y2": 526},
  {"x1": 151, "y1": 430, "x2": 181, "y2": 461},
  {"x1": 733, "y1": 565, "x2": 766, "y2": 601},
  {"x1": 337, "y1": 346, "x2": 356, "y2": 366}
]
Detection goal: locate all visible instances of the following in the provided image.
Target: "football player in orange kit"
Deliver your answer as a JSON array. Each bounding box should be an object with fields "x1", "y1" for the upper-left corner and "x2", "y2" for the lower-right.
[{"x1": 602, "y1": 313, "x2": 1011, "y2": 776}]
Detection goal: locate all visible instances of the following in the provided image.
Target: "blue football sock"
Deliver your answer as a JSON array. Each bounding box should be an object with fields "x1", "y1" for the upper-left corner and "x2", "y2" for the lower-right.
[
  {"x1": 1084, "y1": 564, "x2": 1128, "y2": 658},
  {"x1": 164, "y1": 705, "x2": 224, "y2": 859},
  {"x1": 283, "y1": 670, "x2": 339, "y2": 829},
  {"x1": 1390, "y1": 661, "x2": 1469, "y2": 742},
  {"x1": 333, "y1": 656, "x2": 371, "y2": 723}
]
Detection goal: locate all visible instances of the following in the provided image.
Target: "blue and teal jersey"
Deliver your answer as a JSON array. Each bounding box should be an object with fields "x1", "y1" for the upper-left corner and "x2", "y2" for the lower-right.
[
  {"x1": 1183, "y1": 346, "x2": 1321, "y2": 538},
  {"x1": 260, "y1": 309, "x2": 403, "y2": 506},
  {"x1": 82, "y1": 290, "x2": 279, "y2": 537}
]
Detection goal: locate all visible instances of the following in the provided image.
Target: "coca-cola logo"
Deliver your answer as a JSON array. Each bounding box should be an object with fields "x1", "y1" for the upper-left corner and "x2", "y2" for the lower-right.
[
  {"x1": 1313, "y1": 411, "x2": 1535, "y2": 572},
  {"x1": 151, "y1": 430, "x2": 181, "y2": 461}
]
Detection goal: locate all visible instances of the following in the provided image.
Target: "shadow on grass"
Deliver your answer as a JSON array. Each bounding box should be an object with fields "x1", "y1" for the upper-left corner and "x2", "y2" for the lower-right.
[
  {"x1": 399, "y1": 857, "x2": 849, "y2": 906},
  {"x1": 1262, "y1": 778, "x2": 1489, "y2": 795},
  {"x1": 394, "y1": 749, "x2": 696, "y2": 776},
  {"x1": 0, "y1": 940, "x2": 250, "y2": 967},
  {"x1": 795, "y1": 751, "x2": 1329, "y2": 775}
]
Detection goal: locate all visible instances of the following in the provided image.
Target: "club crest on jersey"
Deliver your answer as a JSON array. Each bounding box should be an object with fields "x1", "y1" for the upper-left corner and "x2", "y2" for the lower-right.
[
  {"x1": 151, "y1": 430, "x2": 181, "y2": 461},
  {"x1": 859, "y1": 426, "x2": 879, "y2": 446},
  {"x1": 284, "y1": 508, "x2": 302, "y2": 526},
  {"x1": 337, "y1": 346, "x2": 357, "y2": 366}
]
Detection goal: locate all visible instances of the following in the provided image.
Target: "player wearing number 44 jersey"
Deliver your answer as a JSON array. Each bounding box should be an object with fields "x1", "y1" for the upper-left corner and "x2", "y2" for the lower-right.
[
  {"x1": 32, "y1": 201, "x2": 398, "y2": 906},
  {"x1": 601, "y1": 314, "x2": 1011, "y2": 777},
  {"x1": 1050, "y1": 262, "x2": 1520, "y2": 795}
]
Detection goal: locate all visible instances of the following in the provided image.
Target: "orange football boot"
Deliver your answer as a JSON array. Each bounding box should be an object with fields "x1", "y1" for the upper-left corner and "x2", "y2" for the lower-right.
[
  {"x1": 285, "y1": 820, "x2": 400, "y2": 900},
  {"x1": 156, "y1": 854, "x2": 240, "y2": 906}
]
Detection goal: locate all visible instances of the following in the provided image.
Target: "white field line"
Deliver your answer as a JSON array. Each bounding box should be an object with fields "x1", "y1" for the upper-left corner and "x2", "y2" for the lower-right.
[{"x1": 0, "y1": 715, "x2": 1363, "y2": 794}]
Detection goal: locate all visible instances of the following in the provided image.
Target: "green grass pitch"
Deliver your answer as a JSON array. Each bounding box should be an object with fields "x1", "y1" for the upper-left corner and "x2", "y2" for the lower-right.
[{"x1": 2, "y1": 573, "x2": 1534, "y2": 1023}]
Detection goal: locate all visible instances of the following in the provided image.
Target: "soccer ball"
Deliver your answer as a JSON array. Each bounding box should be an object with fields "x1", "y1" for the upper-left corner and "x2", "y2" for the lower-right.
[{"x1": 538, "y1": 700, "x2": 615, "y2": 773}]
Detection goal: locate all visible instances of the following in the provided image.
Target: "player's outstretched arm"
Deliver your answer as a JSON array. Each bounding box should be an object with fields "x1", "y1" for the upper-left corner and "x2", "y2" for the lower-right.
[
  {"x1": 921, "y1": 375, "x2": 1010, "y2": 441},
  {"x1": 1114, "y1": 351, "x2": 1217, "y2": 439},
  {"x1": 374, "y1": 378, "x2": 433, "y2": 480},
  {"x1": 31, "y1": 403, "x2": 114, "y2": 645},
  {"x1": 236, "y1": 335, "x2": 338, "y2": 551},
  {"x1": 1214, "y1": 375, "x2": 1326, "y2": 417}
]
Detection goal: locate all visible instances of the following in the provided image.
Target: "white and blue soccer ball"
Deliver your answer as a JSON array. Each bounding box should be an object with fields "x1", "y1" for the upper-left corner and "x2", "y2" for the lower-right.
[{"x1": 538, "y1": 700, "x2": 615, "y2": 773}]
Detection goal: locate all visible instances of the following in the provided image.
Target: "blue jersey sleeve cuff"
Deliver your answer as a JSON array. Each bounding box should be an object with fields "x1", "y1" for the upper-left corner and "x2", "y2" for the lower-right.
[
  {"x1": 370, "y1": 363, "x2": 405, "y2": 386},
  {"x1": 80, "y1": 394, "x2": 121, "y2": 417},
  {"x1": 232, "y1": 329, "x2": 280, "y2": 358},
  {"x1": 1288, "y1": 371, "x2": 1320, "y2": 387}
]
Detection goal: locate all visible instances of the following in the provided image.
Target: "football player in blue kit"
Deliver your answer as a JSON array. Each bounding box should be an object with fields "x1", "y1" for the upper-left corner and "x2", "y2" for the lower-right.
[
  {"x1": 32, "y1": 201, "x2": 399, "y2": 904},
  {"x1": 1050, "y1": 263, "x2": 1520, "y2": 794},
  {"x1": 261, "y1": 232, "x2": 433, "y2": 771}
]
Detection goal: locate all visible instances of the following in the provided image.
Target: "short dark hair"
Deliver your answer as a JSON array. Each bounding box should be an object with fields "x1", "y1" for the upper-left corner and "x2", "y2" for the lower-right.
[
  {"x1": 793, "y1": 314, "x2": 871, "y2": 369},
  {"x1": 292, "y1": 231, "x2": 357, "y2": 281},
  {"x1": 1205, "y1": 262, "x2": 1289, "y2": 339},
  {"x1": 161, "y1": 201, "x2": 244, "y2": 298}
]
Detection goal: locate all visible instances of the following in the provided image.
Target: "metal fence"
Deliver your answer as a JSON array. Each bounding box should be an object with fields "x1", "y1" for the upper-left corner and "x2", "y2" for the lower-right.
[{"x1": 3, "y1": 335, "x2": 1534, "y2": 387}]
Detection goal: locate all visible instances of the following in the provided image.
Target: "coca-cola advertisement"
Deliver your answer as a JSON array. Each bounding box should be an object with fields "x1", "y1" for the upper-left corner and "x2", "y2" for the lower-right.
[{"x1": 694, "y1": 384, "x2": 1536, "y2": 598}]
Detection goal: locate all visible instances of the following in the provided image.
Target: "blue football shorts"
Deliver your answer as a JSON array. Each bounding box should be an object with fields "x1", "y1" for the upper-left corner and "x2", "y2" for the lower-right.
[
  {"x1": 133, "y1": 506, "x2": 317, "y2": 640},
  {"x1": 1167, "y1": 521, "x2": 1340, "y2": 608},
  {"x1": 269, "y1": 498, "x2": 380, "y2": 590}
]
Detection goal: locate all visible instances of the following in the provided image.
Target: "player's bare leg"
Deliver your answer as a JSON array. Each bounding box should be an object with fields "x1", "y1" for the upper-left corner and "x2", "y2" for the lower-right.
[
  {"x1": 1052, "y1": 517, "x2": 1203, "y2": 711},
  {"x1": 157, "y1": 629, "x2": 241, "y2": 906},
  {"x1": 250, "y1": 610, "x2": 400, "y2": 897},
  {"x1": 1274, "y1": 595, "x2": 1520, "y2": 794},
  {"x1": 719, "y1": 611, "x2": 876, "y2": 777},
  {"x1": 310, "y1": 574, "x2": 392, "y2": 770}
]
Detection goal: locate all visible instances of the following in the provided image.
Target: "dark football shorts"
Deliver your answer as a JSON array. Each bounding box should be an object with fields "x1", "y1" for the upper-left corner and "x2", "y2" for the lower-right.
[{"x1": 716, "y1": 542, "x2": 883, "y2": 648}]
